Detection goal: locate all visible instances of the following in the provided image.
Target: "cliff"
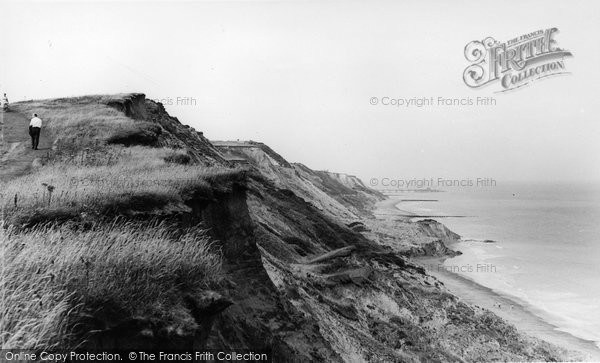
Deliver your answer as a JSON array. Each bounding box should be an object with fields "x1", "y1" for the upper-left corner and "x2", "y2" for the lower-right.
[
  {"x1": 106, "y1": 94, "x2": 228, "y2": 166},
  {"x1": 212, "y1": 142, "x2": 384, "y2": 221},
  {"x1": 1, "y1": 93, "x2": 568, "y2": 362}
]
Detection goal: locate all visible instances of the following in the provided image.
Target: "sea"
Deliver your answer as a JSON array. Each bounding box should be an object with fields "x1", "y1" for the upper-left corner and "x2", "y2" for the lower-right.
[{"x1": 396, "y1": 182, "x2": 600, "y2": 349}]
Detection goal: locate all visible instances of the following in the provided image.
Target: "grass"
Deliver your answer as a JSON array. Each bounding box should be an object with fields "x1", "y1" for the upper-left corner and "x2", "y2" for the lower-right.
[
  {"x1": 12, "y1": 95, "x2": 159, "y2": 150},
  {"x1": 1, "y1": 94, "x2": 236, "y2": 349},
  {"x1": 1, "y1": 219, "x2": 223, "y2": 349},
  {"x1": 3, "y1": 95, "x2": 242, "y2": 225},
  {"x1": 1, "y1": 145, "x2": 242, "y2": 226},
  {"x1": 163, "y1": 150, "x2": 192, "y2": 165}
]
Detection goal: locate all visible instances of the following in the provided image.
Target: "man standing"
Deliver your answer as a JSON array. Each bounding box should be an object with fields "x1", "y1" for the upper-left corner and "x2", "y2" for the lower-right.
[
  {"x1": 29, "y1": 113, "x2": 42, "y2": 150},
  {"x1": 1, "y1": 93, "x2": 8, "y2": 111}
]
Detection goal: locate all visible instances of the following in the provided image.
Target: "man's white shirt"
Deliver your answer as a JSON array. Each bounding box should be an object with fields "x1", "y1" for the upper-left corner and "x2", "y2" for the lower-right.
[{"x1": 30, "y1": 117, "x2": 42, "y2": 128}]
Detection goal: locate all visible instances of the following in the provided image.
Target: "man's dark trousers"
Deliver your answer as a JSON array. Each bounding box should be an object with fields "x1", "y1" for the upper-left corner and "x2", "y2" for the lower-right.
[{"x1": 29, "y1": 126, "x2": 41, "y2": 150}]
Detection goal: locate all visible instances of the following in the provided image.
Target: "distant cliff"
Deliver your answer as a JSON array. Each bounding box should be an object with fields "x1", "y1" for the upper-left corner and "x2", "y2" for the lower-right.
[{"x1": 212, "y1": 141, "x2": 384, "y2": 220}]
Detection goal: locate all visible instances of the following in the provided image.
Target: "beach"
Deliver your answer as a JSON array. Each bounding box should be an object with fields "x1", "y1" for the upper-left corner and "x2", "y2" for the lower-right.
[
  {"x1": 375, "y1": 193, "x2": 600, "y2": 361},
  {"x1": 419, "y1": 255, "x2": 600, "y2": 361}
]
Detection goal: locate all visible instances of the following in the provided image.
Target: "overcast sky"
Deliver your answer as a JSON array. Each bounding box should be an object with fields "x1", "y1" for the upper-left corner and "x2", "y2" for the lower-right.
[{"x1": 2, "y1": 0, "x2": 599, "y2": 184}]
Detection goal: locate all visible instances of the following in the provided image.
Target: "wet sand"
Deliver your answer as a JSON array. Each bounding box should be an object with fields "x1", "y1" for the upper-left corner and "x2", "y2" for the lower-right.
[
  {"x1": 418, "y1": 256, "x2": 600, "y2": 361},
  {"x1": 373, "y1": 195, "x2": 468, "y2": 219},
  {"x1": 373, "y1": 196, "x2": 416, "y2": 219},
  {"x1": 375, "y1": 195, "x2": 600, "y2": 361}
]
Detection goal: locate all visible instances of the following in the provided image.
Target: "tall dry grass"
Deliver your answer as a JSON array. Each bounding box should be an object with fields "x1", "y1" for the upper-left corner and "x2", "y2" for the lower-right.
[
  {"x1": 1, "y1": 145, "x2": 242, "y2": 225},
  {"x1": 1, "y1": 219, "x2": 223, "y2": 349},
  {"x1": 1, "y1": 94, "x2": 233, "y2": 350},
  {"x1": 13, "y1": 97, "x2": 134, "y2": 147},
  {"x1": 12, "y1": 95, "x2": 165, "y2": 154}
]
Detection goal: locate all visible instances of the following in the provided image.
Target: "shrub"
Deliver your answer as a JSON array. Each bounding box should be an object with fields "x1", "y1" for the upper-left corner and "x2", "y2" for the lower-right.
[
  {"x1": 164, "y1": 151, "x2": 191, "y2": 165},
  {"x1": 106, "y1": 122, "x2": 162, "y2": 147}
]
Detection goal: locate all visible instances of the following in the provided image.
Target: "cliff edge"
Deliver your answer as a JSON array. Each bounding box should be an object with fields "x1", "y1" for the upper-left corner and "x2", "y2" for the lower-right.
[{"x1": 0, "y1": 93, "x2": 570, "y2": 362}]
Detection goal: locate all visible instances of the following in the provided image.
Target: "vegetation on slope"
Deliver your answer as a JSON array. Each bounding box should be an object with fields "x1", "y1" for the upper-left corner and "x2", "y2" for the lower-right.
[
  {"x1": 1, "y1": 95, "x2": 232, "y2": 350},
  {"x1": 11, "y1": 95, "x2": 145, "y2": 148},
  {"x1": 1, "y1": 220, "x2": 222, "y2": 349},
  {"x1": 2, "y1": 145, "x2": 239, "y2": 227}
]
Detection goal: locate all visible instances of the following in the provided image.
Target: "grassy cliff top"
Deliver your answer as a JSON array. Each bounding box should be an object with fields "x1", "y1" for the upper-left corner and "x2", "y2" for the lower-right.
[{"x1": 1, "y1": 94, "x2": 236, "y2": 349}]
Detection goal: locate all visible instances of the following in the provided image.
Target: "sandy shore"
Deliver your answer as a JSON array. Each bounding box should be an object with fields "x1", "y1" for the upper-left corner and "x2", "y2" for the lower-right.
[
  {"x1": 418, "y1": 256, "x2": 600, "y2": 362},
  {"x1": 375, "y1": 195, "x2": 600, "y2": 362},
  {"x1": 373, "y1": 196, "x2": 417, "y2": 219}
]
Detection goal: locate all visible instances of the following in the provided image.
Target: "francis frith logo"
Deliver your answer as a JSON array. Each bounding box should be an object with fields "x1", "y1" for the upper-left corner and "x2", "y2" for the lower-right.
[{"x1": 463, "y1": 28, "x2": 572, "y2": 92}]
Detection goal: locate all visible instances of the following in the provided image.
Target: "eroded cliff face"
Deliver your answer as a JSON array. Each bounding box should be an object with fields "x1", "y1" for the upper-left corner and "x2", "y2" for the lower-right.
[
  {"x1": 417, "y1": 219, "x2": 461, "y2": 244},
  {"x1": 81, "y1": 94, "x2": 564, "y2": 362},
  {"x1": 105, "y1": 94, "x2": 228, "y2": 166},
  {"x1": 74, "y1": 175, "x2": 338, "y2": 361},
  {"x1": 212, "y1": 142, "x2": 384, "y2": 222},
  {"x1": 183, "y1": 179, "x2": 340, "y2": 361},
  {"x1": 191, "y1": 174, "x2": 562, "y2": 362},
  {"x1": 105, "y1": 93, "x2": 147, "y2": 120},
  {"x1": 143, "y1": 100, "x2": 229, "y2": 166},
  {"x1": 293, "y1": 164, "x2": 385, "y2": 218}
]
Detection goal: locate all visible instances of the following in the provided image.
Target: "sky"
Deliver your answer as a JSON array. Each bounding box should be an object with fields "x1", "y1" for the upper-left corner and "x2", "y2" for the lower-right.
[{"x1": 2, "y1": 0, "x2": 599, "y2": 184}]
